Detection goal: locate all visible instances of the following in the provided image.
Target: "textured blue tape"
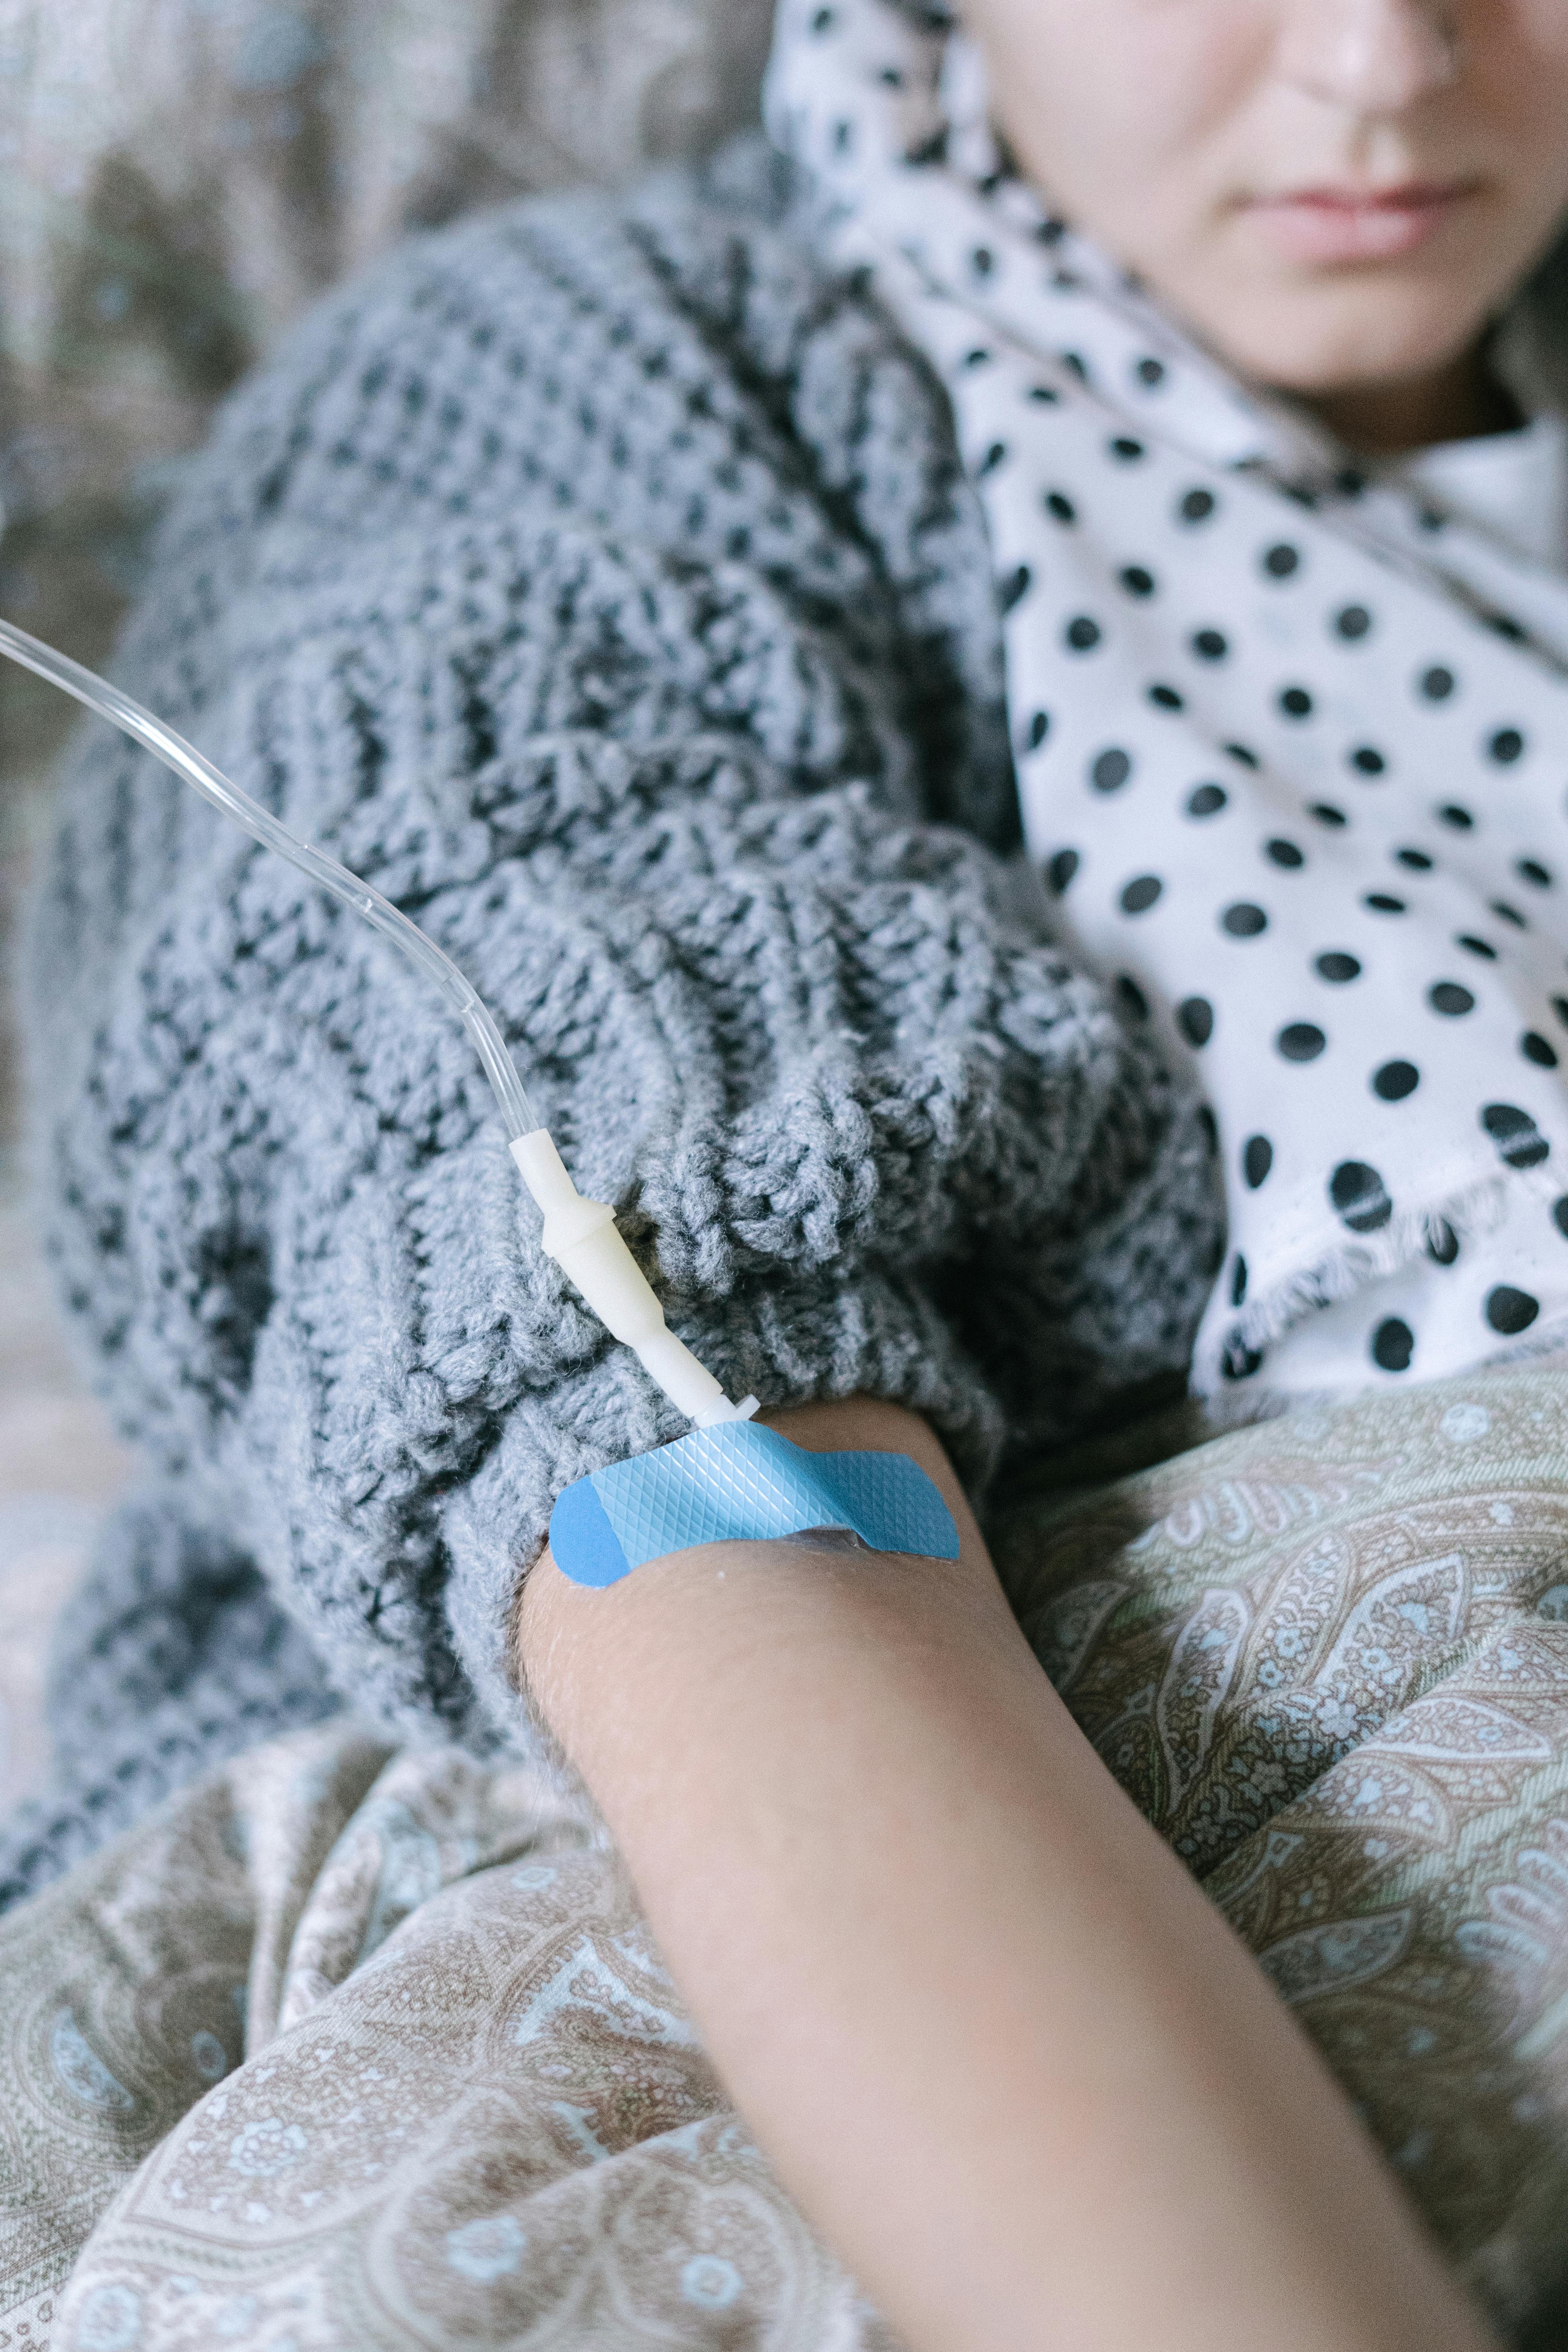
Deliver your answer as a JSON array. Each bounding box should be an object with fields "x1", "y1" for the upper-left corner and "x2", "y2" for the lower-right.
[{"x1": 548, "y1": 1421, "x2": 960, "y2": 1590}]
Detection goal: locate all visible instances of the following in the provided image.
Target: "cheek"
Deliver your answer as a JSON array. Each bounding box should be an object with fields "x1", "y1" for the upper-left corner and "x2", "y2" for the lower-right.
[
  {"x1": 983, "y1": 2, "x2": 1271, "y2": 259},
  {"x1": 1479, "y1": 6, "x2": 1568, "y2": 233}
]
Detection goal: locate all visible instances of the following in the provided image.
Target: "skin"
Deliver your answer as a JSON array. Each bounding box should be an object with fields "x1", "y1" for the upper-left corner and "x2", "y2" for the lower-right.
[
  {"x1": 513, "y1": 7, "x2": 1568, "y2": 2338},
  {"x1": 963, "y1": 0, "x2": 1568, "y2": 450},
  {"x1": 518, "y1": 1401, "x2": 1501, "y2": 2352}
]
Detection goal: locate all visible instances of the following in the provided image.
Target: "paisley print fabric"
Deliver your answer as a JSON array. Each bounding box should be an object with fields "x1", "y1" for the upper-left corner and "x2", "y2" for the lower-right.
[{"x1": 7, "y1": 1372, "x2": 1568, "y2": 2344}]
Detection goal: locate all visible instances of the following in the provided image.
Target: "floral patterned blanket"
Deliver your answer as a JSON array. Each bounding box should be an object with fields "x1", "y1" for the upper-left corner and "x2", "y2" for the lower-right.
[{"x1": 4, "y1": 1365, "x2": 1568, "y2": 2348}]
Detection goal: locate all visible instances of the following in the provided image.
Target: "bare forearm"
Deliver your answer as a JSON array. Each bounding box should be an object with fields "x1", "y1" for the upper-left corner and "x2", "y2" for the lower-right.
[{"x1": 518, "y1": 1399, "x2": 1499, "y2": 2352}]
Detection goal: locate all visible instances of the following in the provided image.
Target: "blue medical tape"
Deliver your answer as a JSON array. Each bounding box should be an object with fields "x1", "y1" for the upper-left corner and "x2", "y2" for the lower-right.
[{"x1": 549, "y1": 1421, "x2": 960, "y2": 1590}]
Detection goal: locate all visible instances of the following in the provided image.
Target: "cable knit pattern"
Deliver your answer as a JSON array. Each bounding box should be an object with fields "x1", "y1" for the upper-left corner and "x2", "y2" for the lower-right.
[{"x1": 9, "y1": 140, "x2": 1222, "y2": 1906}]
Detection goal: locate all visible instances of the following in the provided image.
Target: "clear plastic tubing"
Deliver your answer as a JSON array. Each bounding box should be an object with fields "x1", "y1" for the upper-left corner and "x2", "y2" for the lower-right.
[
  {"x1": 0, "y1": 614, "x2": 539, "y2": 1143},
  {"x1": 0, "y1": 613, "x2": 754, "y2": 1429}
]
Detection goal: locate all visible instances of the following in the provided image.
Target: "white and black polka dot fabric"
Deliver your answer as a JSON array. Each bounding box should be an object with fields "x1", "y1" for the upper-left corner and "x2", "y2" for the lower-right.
[{"x1": 767, "y1": 0, "x2": 1568, "y2": 1398}]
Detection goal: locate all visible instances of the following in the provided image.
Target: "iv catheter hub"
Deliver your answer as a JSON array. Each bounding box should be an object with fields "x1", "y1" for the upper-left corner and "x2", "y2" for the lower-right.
[{"x1": 512, "y1": 1131, "x2": 759, "y2": 1430}]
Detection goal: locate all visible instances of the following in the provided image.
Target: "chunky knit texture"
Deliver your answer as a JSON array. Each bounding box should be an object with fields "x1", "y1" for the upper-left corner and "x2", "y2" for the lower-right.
[{"x1": 8, "y1": 138, "x2": 1222, "y2": 1908}]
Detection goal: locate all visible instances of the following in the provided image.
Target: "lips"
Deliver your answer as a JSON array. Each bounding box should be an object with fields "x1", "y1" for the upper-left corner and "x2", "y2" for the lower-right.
[{"x1": 1246, "y1": 180, "x2": 1479, "y2": 264}]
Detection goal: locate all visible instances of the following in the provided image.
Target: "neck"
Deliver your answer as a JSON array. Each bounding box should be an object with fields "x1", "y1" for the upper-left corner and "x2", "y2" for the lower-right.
[{"x1": 1297, "y1": 340, "x2": 1523, "y2": 457}]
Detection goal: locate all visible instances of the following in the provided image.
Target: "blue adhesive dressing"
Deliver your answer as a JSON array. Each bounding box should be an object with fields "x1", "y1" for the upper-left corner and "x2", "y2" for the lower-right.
[{"x1": 548, "y1": 1421, "x2": 960, "y2": 1589}]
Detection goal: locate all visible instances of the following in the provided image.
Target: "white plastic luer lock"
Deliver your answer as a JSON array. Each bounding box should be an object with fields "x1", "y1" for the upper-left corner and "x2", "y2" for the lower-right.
[{"x1": 511, "y1": 1131, "x2": 758, "y2": 1429}]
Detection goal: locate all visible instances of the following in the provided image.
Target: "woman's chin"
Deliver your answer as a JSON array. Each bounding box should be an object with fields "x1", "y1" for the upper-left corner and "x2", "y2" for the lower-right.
[{"x1": 1169, "y1": 265, "x2": 1495, "y2": 416}]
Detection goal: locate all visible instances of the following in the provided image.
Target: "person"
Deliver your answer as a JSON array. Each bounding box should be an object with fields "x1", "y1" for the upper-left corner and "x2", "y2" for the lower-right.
[{"x1": 6, "y1": 0, "x2": 1568, "y2": 2346}]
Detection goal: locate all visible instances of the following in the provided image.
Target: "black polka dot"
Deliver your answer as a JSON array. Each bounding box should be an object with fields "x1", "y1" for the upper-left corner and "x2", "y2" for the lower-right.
[
  {"x1": 1489, "y1": 727, "x2": 1526, "y2": 764},
  {"x1": 962, "y1": 347, "x2": 991, "y2": 369},
  {"x1": 1309, "y1": 803, "x2": 1348, "y2": 828},
  {"x1": 811, "y1": 6, "x2": 835, "y2": 29},
  {"x1": 1221, "y1": 903, "x2": 1268, "y2": 938},
  {"x1": 1428, "y1": 1220, "x2": 1460, "y2": 1266},
  {"x1": 1135, "y1": 356, "x2": 1166, "y2": 387},
  {"x1": 971, "y1": 246, "x2": 995, "y2": 277},
  {"x1": 1365, "y1": 894, "x2": 1406, "y2": 914},
  {"x1": 1147, "y1": 683, "x2": 1185, "y2": 710},
  {"x1": 1262, "y1": 543, "x2": 1301, "y2": 579},
  {"x1": 1518, "y1": 858, "x2": 1554, "y2": 889},
  {"x1": 1335, "y1": 468, "x2": 1367, "y2": 499},
  {"x1": 1120, "y1": 875, "x2": 1162, "y2": 914},
  {"x1": 1230, "y1": 1254, "x2": 1248, "y2": 1306},
  {"x1": 1316, "y1": 952, "x2": 1361, "y2": 982},
  {"x1": 1266, "y1": 839, "x2": 1305, "y2": 869},
  {"x1": 1486, "y1": 1285, "x2": 1540, "y2": 1336},
  {"x1": 1243, "y1": 1135, "x2": 1274, "y2": 1189},
  {"x1": 1180, "y1": 488, "x2": 1216, "y2": 523},
  {"x1": 1178, "y1": 996, "x2": 1214, "y2": 1047},
  {"x1": 1395, "y1": 848, "x2": 1434, "y2": 871},
  {"x1": 1523, "y1": 1030, "x2": 1559, "y2": 1068},
  {"x1": 1373, "y1": 1060, "x2": 1419, "y2": 1101},
  {"x1": 1419, "y1": 666, "x2": 1455, "y2": 701},
  {"x1": 1116, "y1": 974, "x2": 1150, "y2": 1020},
  {"x1": 1553, "y1": 997, "x2": 1568, "y2": 1030},
  {"x1": 1372, "y1": 1318, "x2": 1414, "y2": 1372},
  {"x1": 1111, "y1": 436, "x2": 1145, "y2": 461},
  {"x1": 1349, "y1": 745, "x2": 1387, "y2": 776},
  {"x1": 1197, "y1": 1105, "x2": 1220, "y2": 1154},
  {"x1": 1120, "y1": 565, "x2": 1156, "y2": 597},
  {"x1": 1091, "y1": 748, "x2": 1132, "y2": 792},
  {"x1": 1555, "y1": 1198, "x2": 1568, "y2": 1242},
  {"x1": 1491, "y1": 900, "x2": 1529, "y2": 930},
  {"x1": 1278, "y1": 1022, "x2": 1326, "y2": 1062},
  {"x1": 1330, "y1": 1161, "x2": 1394, "y2": 1232},
  {"x1": 1000, "y1": 564, "x2": 1032, "y2": 613},
  {"x1": 1225, "y1": 743, "x2": 1261, "y2": 769},
  {"x1": 977, "y1": 440, "x2": 1009, "y2": 477},
  {"x1": 1065, "y1": 615, "x2": 1101, "y2": 651},
  {"x1": 1187, "y1": 783, "x2": 1227, "y2": 817},
  {"x1": 1024, "y1": 710, "x2": 1051, "y2": 751},
  {"x1": 1191, "y1": 628, "x2": 1228, "y2": 661},
  {"x1": 1483, "y1": 1103, "x2": 1550, "y2": 1169},
  {"x1": 1279, "y1": 686, "x2": 1313, "y2": 719},
  {"x1": 1045, "y1": 490, "x2": 1076, "y2": 523},
  {"x1": 1429, "y1": 982, "x2": 1475, "y2": 1016},
  {"x1": 1437, "y1": 804, "x2": 1474, "y2": 830},
  {"x1": 1335, "y1": 605, "x2": 1372, "y2": 641}
]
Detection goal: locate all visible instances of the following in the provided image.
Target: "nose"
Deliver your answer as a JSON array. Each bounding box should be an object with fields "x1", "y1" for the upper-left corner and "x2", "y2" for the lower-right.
[{"x1": 1277, "y1": 0, "x2": 1461, "y2": 114}]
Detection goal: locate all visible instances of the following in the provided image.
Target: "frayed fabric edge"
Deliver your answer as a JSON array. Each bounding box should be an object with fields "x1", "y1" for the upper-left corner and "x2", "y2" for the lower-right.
[{"x1": 1214, "y1": 1172, "x2": 1518, "y2": 1368}]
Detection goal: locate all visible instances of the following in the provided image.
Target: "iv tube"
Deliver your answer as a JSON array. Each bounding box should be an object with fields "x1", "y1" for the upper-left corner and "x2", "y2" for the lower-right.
[
  {"x1": 0, "y1": 615, "x2": 539, "y2": 1144},
  {"x1": 0, "y1": 613, "x2": 755, "y2": 1429}
]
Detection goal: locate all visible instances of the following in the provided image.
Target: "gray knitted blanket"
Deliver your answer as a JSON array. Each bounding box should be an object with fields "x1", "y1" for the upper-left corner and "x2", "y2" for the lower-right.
[{"x1": 8, "y1": 140, "x2": 1221, "y2": 1907}]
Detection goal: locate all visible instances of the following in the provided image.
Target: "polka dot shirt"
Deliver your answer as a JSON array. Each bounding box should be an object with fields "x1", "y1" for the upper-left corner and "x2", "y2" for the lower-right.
[{"x1": 769, "y1": 0, "x2": 1568, "y2": 1397}]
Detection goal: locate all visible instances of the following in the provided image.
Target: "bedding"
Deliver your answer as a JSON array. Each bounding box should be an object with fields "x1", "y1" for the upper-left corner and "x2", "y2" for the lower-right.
[{"x1": 5, "y1": 1365, "x2": 1568, "y2": 2346}]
